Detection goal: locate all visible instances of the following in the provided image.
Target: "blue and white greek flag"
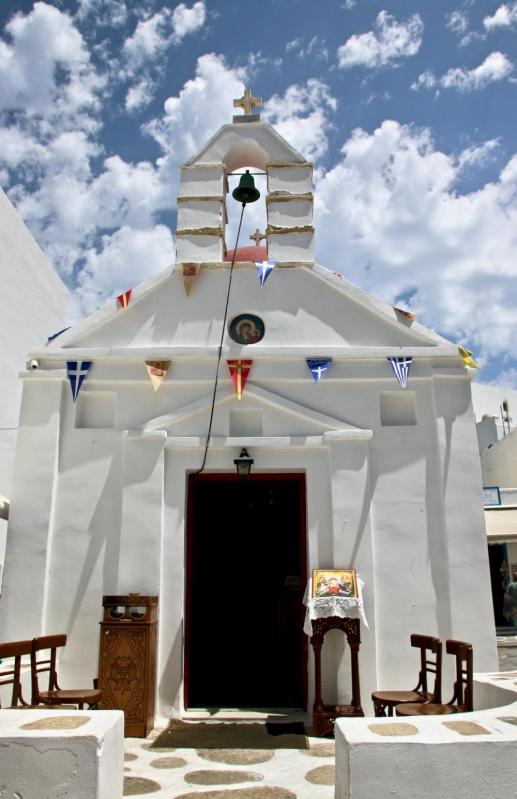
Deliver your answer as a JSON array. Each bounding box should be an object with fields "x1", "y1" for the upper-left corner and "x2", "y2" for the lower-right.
[
  {"x1": 255, "y1": 260, "x2": 275, "y2": 286},
  {"x1": 47, "y1": 326, "x2": 70, "y2": 343},
  {"x1": 387, "y1": 356, "x2": 412, "y2": 388},
  {"x1": 307, "y1": 358, "x2": 332, "y2": 383},
  {"x1": 67, "y1": 360, "x2": 92, "y2": 402}
]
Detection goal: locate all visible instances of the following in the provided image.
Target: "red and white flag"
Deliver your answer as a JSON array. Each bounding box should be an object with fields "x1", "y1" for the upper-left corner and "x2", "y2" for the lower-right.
[
  {"x1": 116, "y1": 289, "x2": 132, "y2": 310},
  {"x1": 227, "y1": 360, "x2": 253, "y2": 400},
  {"x1": 145, "y1": 361, "x2": 171, "y2": 391}
]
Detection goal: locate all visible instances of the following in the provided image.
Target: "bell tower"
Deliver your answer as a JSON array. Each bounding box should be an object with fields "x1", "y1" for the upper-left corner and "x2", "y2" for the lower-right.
[{"x1": 175, "y1": 89, "x2": 314, "y2": 268}]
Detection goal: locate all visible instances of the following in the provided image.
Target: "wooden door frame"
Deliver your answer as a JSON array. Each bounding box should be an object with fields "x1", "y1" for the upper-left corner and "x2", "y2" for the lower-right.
[{"x1": 184, "y1": 472, "x2": 308, "y2": 711}]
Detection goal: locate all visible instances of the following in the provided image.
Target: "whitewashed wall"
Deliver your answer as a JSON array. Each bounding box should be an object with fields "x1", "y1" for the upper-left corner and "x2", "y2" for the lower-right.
[
  {"x1": 0, "y1": 345, "x2": 497, "y2": 715},
  {"x1": 0, "y1": 119, "x2": 498, "y2": 722},
  {"x1": 0, "y1": 187, "x2": 68, "y2": 583}
]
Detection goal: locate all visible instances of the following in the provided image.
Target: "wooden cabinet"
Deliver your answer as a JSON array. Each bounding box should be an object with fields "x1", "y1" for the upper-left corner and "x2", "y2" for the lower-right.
[{"x1": 98, "y1": 595, "x2": 158, "y2": 737}]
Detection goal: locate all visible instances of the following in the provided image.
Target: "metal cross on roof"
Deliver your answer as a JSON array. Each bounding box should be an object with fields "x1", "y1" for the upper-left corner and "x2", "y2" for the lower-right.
[
  {"x1": 249, "y1": 228, "x2": 266, "y2": 245},
  {"x1": 233, "y1": 89, "x2": 262, "y2": 120}
]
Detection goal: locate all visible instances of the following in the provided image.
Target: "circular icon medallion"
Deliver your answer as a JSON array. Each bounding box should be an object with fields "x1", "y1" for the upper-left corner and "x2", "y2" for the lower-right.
[{"x1": 228, "y1": 314, "x2": 265, "y2": 345}]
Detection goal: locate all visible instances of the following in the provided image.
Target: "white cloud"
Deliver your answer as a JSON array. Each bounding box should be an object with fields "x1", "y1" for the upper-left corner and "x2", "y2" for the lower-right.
[
  {"x1": 144, "y1": 53, "x2": 246, "y2": 166},
  {"x1": 121, "y1": 3, "x2": 206, "y2": 111},
  {"x1": 337, "y1": 11, "x2": 423, "y2": 69},
  {"x1": 263, "y1": 79, "x2": 337, "y2": 162},
  {"x1": 122, "y1": 2, "x2": 206, "y2": 69},
  {"x1": 172, "y1": 1, "x2": 206, "y2": 44},
  {"x1": 314, "y1": 121, "x2": 517, "y2": 362},
  {"x1": 488, "y1": 368, "x2": 517, "y2": 388},
  {"x1": 75, "y1": 0, "x2": 128, "y2": 27},
  {"x1": 446, "y1": 10, "x2": 469, "y2": 35},
  {"x1": 443, "y1": 51, "x2": 512, "y2": 90},
  {"x1": 125, "y1": 77, "x2": 154, "y2": 112},
  {"x1": 413, "y1": 52, "x2": 513, "y2": 92},
  {"x1": 484, "y1": 2, "x2": 517, "y2": 30},
  {"x1": 456, "y1": 138, "x2": 500, "y2": 171},
  {"x1": 123, "y1": 8, "x2": 171, "y2": 71},
  {"x1": 285, "y1": 35, "x2": 328, "y2": 62},
  {"x1": 445, "y1": 8, "x2": 482, "y2": 46},
  {"x1": 0, "y1": 2, "x2": 102, "y2": 118},
  {"x1": 75, "y1": 224, "x2": 174, "y2": 315}
]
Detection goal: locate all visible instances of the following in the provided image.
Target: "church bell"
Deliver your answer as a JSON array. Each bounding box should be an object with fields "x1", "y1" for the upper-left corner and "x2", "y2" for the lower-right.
[{"x1": 232, "y1": 170, "x2": 260, "y2": 205}]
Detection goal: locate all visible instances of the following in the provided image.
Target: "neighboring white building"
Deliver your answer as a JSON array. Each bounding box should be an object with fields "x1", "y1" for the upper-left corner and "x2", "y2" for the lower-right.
[
  {"x1": 0, "y1": 105, "x2": 497, "y2": 718},
  {"x1": 472, "y1": 383, "x2": 517, "y2": 450},
  {"x1": 476, "y1": 389, "x2": 517, "y2": 631},
  {"x1": 0, "y1": 186, "x2": 68, "y2": 581}
]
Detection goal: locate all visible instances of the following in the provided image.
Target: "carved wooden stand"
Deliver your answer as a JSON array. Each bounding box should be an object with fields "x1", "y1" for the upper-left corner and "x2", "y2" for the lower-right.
[
  {"x1": 310, "y1": 616, "x2": 364, "y2": 737},
  {"x1": 98, "y1": 594, "x2": 158, "y2": 737}
]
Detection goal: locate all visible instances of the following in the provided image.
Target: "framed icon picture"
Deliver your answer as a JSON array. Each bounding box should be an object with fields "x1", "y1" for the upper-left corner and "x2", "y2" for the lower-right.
[
  {"x1": 312, "y1": 569, "x2": 358, "y2": 599},
  {"x1": 228, "y1": 313, "x2": 265, "y2": 345}
]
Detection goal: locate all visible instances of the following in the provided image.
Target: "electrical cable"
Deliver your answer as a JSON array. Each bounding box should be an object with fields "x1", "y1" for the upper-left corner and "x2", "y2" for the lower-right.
[{"x1": 195, "y1": 202, "x2": 247, "y2": 474}]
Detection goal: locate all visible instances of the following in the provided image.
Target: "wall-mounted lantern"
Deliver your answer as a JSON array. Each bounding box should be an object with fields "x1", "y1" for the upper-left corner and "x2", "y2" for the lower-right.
[{"x1": 234, "y1": 448, "x2": 254, "y2": 477}]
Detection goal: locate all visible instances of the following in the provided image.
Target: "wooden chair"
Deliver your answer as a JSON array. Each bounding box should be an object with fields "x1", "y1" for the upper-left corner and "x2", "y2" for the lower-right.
[
  {"x1": 0, "y1": 639, "x2": 32, "y2": 708},
  {"x1": 396, "y1": 639, "x2": 473, "y2": 717},
  {"x1": 31, "y1": 635, "x2": 102, "y2": 710},
  {"x1": 372, "y1": 634, "x2": 442, "y2": 717}
]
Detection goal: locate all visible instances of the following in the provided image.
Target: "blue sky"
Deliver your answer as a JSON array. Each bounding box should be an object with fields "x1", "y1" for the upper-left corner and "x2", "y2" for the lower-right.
[{"x1": 0, "y1": 0, "x2": 516, "y2": 384}]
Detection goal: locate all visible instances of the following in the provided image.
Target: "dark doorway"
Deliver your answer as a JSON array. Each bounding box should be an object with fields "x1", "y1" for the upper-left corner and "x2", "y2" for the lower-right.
[
  {"x1": 185, "y1": 473, "x2": 307, "y2": 709},
  {"x1": 488, "y1": 543, "x2": 510, "y2": 629}
]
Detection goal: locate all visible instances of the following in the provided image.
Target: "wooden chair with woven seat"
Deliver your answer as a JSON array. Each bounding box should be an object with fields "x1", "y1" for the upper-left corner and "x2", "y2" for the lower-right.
[
  {"x1": 0, "y1": 639, "x2": 32, "y2": 708},
  {"x1": 372, "y1": 634, "x2": 442, "y2": 717},
  {"x1": 396, "y1": 639, "x2": 473, "y2": 717},
  {"x1": 31, "y1": 635, "x2": 102, "y2": 710}
]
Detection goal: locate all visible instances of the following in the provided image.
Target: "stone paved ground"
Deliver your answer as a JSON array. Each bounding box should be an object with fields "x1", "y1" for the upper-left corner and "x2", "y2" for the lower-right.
[
  {"x1": 120, "y1": 645, "x2": 515, "y2": 797},
  {"x1": 497, "y1": 645, "x2": 517, "y2": 671},
  {"x1": 123, "y1": 733, "x2": 335, "y2": 798}
]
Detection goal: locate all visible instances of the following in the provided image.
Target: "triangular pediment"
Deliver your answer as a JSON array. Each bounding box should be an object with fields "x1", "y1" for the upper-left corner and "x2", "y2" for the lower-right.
[
  {"x1": 142, "y1": 384, "x2": 371, "y2": 439},
  {"x1": 41, "y1": 261, "x2": 454, "y2": 358},
  {"x1": 185, "y1": 122, "x2": 306, "y2": 170}
]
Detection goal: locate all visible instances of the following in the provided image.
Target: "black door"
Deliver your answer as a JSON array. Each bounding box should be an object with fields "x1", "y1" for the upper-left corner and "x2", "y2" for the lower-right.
[{"x1": 185, "y1": 474, "x2": 307, "y2": 709}]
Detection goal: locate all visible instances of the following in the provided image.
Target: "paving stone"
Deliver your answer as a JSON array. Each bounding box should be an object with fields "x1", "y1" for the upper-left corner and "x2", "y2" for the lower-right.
[
  {"x1": 305, "y1": 742, "x2": 335, "y2": 757},
  {"x1": 197, "y1": 749, "x2": 275, "y2": 765},
  {"x1": 20, "y1": 716, "x2": 91, "y2": 730},
  {"x1": 304, "y1": 765, "x2": 334, "y2": 785},
  {"x1": 498, "y1": 716, "x2": 517, "y2": 726},
  {"x1": 125, "y1": 753, "x2": 138, "y2": 762},
  {"x1": 184, "y1": 770, "x2": 264, "y2": 785},
  {"x1": 141, "y1": 742, "x2": 177, "y2": 751},
  {"x1": 123, "y1": 776, "x2": 161, "y2": 795},
  {"x1": 150, "y1": 756, "x2": 187, "y2": 769},
  {"x1": 442, "y1": 720, "x2": 491, "y2": 736},
  {"x1": 174, "y1": 788, "x2": 296, "y2": 799},
  {"x1": 368, "y1": 722, "x2": 419, "y2": 737}
]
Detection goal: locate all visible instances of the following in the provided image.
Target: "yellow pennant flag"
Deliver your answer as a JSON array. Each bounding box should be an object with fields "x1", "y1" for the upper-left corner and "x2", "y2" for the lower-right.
[
  {"x1": 145, "y1": 361, "x2": 171, "y2": 391},
  {"x1": 458, "y1": 346, "x2": 479, "y2": 369}
]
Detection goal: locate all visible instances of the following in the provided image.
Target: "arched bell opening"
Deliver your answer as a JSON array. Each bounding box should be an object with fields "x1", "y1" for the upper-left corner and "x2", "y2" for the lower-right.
[{"x1": 223, "y1": 141, "x2": 270, "y2": 262}]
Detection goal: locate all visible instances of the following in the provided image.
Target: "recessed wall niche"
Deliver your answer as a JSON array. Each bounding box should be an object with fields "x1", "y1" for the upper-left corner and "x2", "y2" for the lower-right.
[
  {"x1": 229, "y1": 409, "x2": 263, "y2": 437},
  {"x1": 380, "y1": 391, "x2": 417, "y2": 427},
  {"x1": 75, "y1": 392, "x2": 116, "y2": 429}
]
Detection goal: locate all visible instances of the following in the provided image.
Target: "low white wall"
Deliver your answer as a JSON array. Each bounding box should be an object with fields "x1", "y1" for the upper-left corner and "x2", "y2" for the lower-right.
[
  {"x1": 335, "y1": 671, "x2": 517, "y2": 799},
  {"x1": 0, "y1": 708, "x2": 124, "y2": 799}
]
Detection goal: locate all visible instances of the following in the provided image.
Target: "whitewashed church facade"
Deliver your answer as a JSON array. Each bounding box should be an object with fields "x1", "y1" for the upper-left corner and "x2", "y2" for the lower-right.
[{"x1": 0, "y1": 97, "x2": 497, "y2": 717}]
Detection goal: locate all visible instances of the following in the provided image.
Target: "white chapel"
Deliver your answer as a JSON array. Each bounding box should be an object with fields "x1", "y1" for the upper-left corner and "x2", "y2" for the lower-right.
[{"x1": 0, "y1": 91, "x2": 497, "y2": 718}]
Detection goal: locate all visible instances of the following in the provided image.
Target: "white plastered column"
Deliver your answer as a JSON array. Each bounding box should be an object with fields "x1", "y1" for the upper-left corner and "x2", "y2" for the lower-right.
[
  {"x1": 0, "y1": 377, "x2": 63, "y2": 639},
  {"x1": 433, "y1": 377, "x2": 498, "y2": 671},
  {"x1": 324, "y1": 430, "x2": 377, "y2": 714},
  {"x1": 116, "y1": 430, "x2": 167, "y2": 595}
]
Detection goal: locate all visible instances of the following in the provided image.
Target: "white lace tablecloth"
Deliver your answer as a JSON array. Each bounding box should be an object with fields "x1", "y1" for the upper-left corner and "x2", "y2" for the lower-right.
[{"x1": 303, "y1": 577, "x2": 369, "y2": 635}]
